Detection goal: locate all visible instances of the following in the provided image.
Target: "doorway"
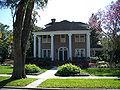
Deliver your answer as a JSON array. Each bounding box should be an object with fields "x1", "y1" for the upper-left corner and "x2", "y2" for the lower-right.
[{"x1": 58, "y1": 47, "x2": 68, "y2": 61}]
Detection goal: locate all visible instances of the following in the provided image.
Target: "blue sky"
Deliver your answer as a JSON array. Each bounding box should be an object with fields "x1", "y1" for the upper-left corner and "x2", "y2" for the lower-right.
[
  {"x1": 0, "y1": 0, "x2": 117, "y2": 30},
  {"x1": 0, "y1": 8, "x2": 12, "y2": 29}
]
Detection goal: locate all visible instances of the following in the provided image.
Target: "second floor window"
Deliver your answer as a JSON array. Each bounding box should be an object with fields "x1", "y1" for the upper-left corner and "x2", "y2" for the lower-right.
[
  {"x1": 60, "y1": 35, "x2": 66, "y2": 43},
  {"x1": 42, "y1": 35, "x2": 51, "y2": 43},
  {"x1": 75, "y1": 34, "x2": 85, "y2": 42}
]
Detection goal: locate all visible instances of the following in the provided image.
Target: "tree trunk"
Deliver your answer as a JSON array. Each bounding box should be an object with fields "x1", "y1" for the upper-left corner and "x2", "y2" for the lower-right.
[
  {"x1": 21, "y1": 0, "x2": 34, "y2": 78},
  {"x1": 11, "y1": 0, "x2": 34, "y2": 79}
]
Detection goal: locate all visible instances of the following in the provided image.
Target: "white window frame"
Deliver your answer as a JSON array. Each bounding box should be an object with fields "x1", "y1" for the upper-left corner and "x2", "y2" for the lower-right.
[
  {"x1": 42, "y1": 49, "x2": 51, "y2": 58},
  {"x1": 75, "y1": 48, "x2": 85, "y2": 57},
  {"x1": 60, "y1": 35, "x2": 66, "y2": 43},
  {"x1": 75, "y1": 34, "x2": 85, "y2": 42},
  {"x1": 42, "y1": 35, "x2": 51, "y2": 43}
]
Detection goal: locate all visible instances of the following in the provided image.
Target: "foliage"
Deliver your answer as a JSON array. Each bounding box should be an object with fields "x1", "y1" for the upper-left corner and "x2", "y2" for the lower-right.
[
  {"x1": 56, "y1": 63, "x2": 81, "y2": 76},
  {"x1": 100, "y1": 37, "x2": 111, "y2": 61},
  {"x1": 89, "y1": 0, "x2": 120, "y2": 63},
  {"x1": 114, "y1": 35, "x2": 120, "y2": 63},
  {"x1": 0, "y1": 76, "x2": 37, "y2": 87},
  {"x1": 39, "y1": 79, "x2": 120, "y2": 88},
  {"x1": 90, "y1": 30, "x2": 100, "y2": 46},
  {"x1": 25, "y1": 64, "x2": 41, "y2": 74},
  {"x1": 0, "y1": 65, "x2": 13, "y2": 74},
  {"x1": 0, "y1": 22, "x2": 13, "y2": 63},
  {"x1": 81, "y1": 68, "x2": 120, "y2": 76}
]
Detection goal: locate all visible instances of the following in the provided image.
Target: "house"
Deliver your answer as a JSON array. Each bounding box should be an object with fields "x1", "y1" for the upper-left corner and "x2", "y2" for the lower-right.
[{"x1": 32, "y1": 19, "x2": 92, "y2": 61}]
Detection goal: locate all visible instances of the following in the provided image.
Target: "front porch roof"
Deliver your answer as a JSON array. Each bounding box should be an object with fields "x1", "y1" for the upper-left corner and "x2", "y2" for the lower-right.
[{"x1": 32, "y1": 30, "x2": 91, "y2": 36}]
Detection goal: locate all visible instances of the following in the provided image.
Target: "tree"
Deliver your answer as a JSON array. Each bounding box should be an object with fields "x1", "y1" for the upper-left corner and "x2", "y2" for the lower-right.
[
  {"x1": 0, "y1": 22, "x2": 12, "y2": 63},
  {"x1": 88, "y1": 0, "x2": 120, "y2": 64},
  {"x1": 90, "y1": 29, "x2": 100, "y2": 46},
  {"x1": 0, "y1": 0, "x2": 48, "y2": 79}
]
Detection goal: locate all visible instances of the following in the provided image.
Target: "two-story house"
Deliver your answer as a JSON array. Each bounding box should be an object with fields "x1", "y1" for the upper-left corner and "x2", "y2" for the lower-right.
[{"x1": 32, "y1": 19, "x2": 92, "y2": 62}]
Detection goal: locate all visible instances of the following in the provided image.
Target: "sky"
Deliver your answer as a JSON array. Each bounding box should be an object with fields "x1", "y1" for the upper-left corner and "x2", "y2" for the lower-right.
[{"x1": 0, "y1": 0, "x2": 117, "y2": 29}]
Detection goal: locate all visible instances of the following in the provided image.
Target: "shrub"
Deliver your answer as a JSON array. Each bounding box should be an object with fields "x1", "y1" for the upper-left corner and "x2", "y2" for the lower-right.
[
  {"x1": 56, "y1": 63, "x2": 81, "y2": 76},
  {"x1": 82, "y1": 68, "x2": 120, "y2": 76},
  {"x1": 25, "y1": 64, "x2": 41, "y2": 74}
]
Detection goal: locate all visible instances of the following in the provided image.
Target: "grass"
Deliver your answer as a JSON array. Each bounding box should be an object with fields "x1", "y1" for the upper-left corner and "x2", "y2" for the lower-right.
[
  {"x1": 0, "y1": 76, "x2": 37, "y2": 87},
  {"x1": 0, "y1": 65, "x2": 13, "y2": 74},
  {"x1": 81, "y1": 68, "x2": 120, "y2": 76},
  {"x1": 38, "y1": 78, "x2": 120, "y2": 89},
  {"x1": 0, "y1": 65, "x2": 50, "y2": 75}
]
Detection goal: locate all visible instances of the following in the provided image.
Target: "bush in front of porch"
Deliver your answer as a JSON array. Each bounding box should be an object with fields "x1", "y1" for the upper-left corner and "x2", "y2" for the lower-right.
[{"x1": 55, "y1": 63, "x2": 81, "y2": 76}]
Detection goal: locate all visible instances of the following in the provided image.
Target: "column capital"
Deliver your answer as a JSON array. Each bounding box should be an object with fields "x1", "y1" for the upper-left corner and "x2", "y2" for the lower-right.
[
  {"x1": 33, "y1": 34, "x2": 36, "y2": 37},
  {"x1": 50, "y1": 34, "x2": 54, "y2": 37},
  {"x1": 38, "y1": 36, "x2": 41, "y2": 39},
  {"x1": 68, "y1": 33, "x2": 72, "y2": 36},
  {"x1": 86, "y1": 33, "x2": 90, "y2": 36}
]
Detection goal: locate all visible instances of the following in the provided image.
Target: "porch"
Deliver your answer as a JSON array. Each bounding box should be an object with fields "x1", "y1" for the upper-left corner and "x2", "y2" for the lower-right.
[{"x1": 33, "y1": 30, "x2": 91, "y2": 61}]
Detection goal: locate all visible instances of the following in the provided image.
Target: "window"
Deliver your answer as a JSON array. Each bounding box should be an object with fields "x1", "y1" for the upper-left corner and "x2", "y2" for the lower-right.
[
  {"x1": 60, "y1": 35, "x2": 66, "y2": 43},
  {"x1": 75, "y1": 34, "x2": 85, "y2": 42},
  {"x1": 80, "y1": 35, "x2": 85, "y2": 42},
  {"x1": 75, "y1": 48, "x2": 85, "y2": 57},
  {"x1": 42, "y1": 35, "x2": 51, "y2": 43},
  {"x1": 75, "y1": 35, "x2": 79, "y2": 42},
  {"x1": 42, "y1": 49, "x2": 51, "y2": 58}
]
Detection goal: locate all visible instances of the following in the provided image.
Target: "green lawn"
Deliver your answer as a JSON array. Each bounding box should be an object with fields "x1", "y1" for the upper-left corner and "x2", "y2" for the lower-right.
[
  {"x1": 0, "y1": 65, "x2": 49, "y2": 75},
  {"x1": 81, "y1": 68, "x2": 120, "y2": 76},
  {"x1": 38, "y1": 79, "x2": 120, "y2": 89},
  {"x1": 0, "y1": 65, "x2": 13, "y2": 74},
  {"x1": 0, "y1": 76, "x2": 37, "y2": 87}
]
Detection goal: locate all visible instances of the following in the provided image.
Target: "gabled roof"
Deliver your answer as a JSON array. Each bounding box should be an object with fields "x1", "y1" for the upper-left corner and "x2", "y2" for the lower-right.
[{"x1": 44, "y1": 20, "x2": 89, "y2": 31}]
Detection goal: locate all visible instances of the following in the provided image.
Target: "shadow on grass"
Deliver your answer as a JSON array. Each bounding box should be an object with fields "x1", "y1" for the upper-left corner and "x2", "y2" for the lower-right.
[{"x1": 0, "y1": 78, "x2": 15, "y2": 88}]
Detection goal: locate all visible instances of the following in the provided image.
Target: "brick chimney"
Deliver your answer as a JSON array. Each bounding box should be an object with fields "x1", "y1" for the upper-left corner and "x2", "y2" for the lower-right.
[{"x1": 51, "y1": 19, "x2": 56, "y2": 23}]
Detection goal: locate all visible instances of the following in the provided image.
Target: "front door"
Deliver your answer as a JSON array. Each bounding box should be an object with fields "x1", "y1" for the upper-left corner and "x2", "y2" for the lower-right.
[
  {"x1": 64, "y1": 50, "x2": 67, "y2": 60},
  {"x1": 58, "y1": 47, "x2": 68, "y2": 61},
  {"x1": 59, "y1": 51, "x2": 63, "y2": 60}
]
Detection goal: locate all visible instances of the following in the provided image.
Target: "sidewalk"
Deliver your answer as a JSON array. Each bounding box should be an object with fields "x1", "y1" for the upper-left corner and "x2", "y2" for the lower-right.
[{"x1": 25, "y1": 66, "x2": 57, "y2": 88}]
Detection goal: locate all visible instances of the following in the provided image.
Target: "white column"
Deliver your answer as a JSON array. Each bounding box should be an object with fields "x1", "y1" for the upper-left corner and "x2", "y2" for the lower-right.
[
  {"x1": 86, "y1": 33, "x2": 90, "y2": 57},
  {"x1": 68, "y1": 34, "x2": 72, "y2": 60},
  {"x1": 50, "y1": 34, "x2": 54, "y2": 61},
  {"x1": 33, "y1": 34, "x2": 36, "y2": 58},
  {"x1": 38, "y1": 36, "x2": 41, "y2": 58}
]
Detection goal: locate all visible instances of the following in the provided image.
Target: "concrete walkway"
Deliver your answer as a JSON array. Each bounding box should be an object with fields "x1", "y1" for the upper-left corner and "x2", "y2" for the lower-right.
[{"x1": 25, "y1": 66, "x2": 57, "y2": 88}]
